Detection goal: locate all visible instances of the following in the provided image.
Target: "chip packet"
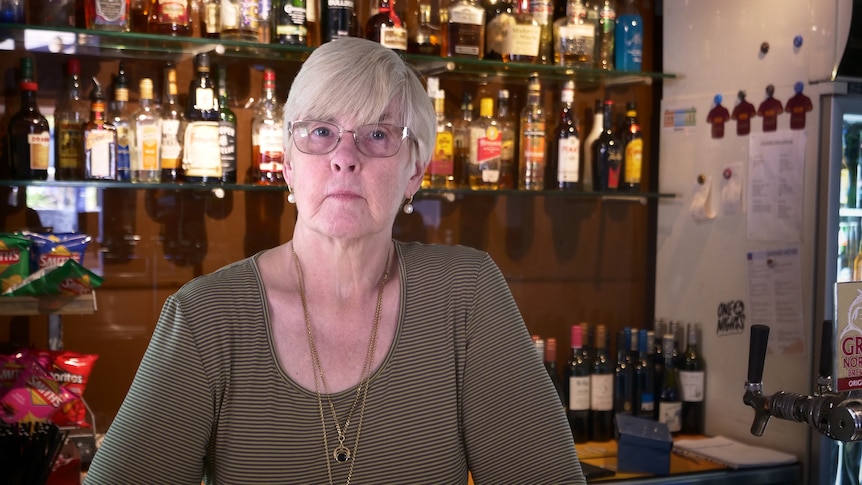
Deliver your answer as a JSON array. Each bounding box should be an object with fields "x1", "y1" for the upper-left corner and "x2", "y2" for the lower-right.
[
  {"x1": 24, "y1": 232, "x2": 91, "y2": 272},
  {"x1": 0, "y1": 355, "x2": 77, "y2": 424},
  {"x1": 0, "y1": 233, "x2": 30, "y2": 293},
  {"x1": 49, "y1": 351, "x2": 98, "y2": 428},
  {"x1": 2, "y1": 259, "x2": 103, "y2": 297}
]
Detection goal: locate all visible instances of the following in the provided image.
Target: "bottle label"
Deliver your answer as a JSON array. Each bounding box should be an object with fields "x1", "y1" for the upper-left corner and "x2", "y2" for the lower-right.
[
  {"x1": 137, "y1": 124, "x2": 161, "y2": 171},
  {"x1": 470, "y1": 125, "x2": 501, "y2": 183},
  {"x1": 95, "y1": 0, "x2": 127, "y2": 23},
  {"x1": 589, "y1": 373, "x2": 613, "y2": 411},
  {"x1": 604, "y1": 147, "x2": 622, "y2": 189},
  {"x1": 558, "y1": 23, "x2": 595, "y2": 60},
  {"x1": 256, "y1": 125, "x2": 285, "y2": 173},
  {"x1": 557, "y1": 137, "x2": 580, "y2": 182},
  {"x1": 204, "y1": 4, "x2": 220, "y2": 34},
  {"x1": 155, "y1": 0, "x2": 189, "y2": 24},
  {"x1": 679, "y1": 370, "x2": 705, "y2": 402},
  {"x1": 568, "y1": 375, "x2": 590, "y2": 411},
  {"x1": 505, "y1": 24, "x2": 541, "y2": 57},
  {"x1": 183, "y1": 122, "x2": 223, "y2": 177},
  {"x1": 485, "y1": 13, "x2": 515, "y2": 56},
  {"x1": 430, "y1": 131, "x2": 454, "y2": 176},
  {"x1": 658, "y1": 401, "x2": 682, "y2": 432},
  {"x1": 325, "y1": 0, "x2": 355, "y2": 38},
  {"x1": 116, "y1": 125, "x2": 131, "y2": 173},
  {"x1": 86, "y1": 130, "x2": 115, "y2": 178},
  {"x1": 57, "y1": 121, "x2": 83, "y2": 169},
  {"x1": 193, "y1": 87, "x2": 215, "y2": 111},
  {"x1": 448, "y1": 4, "x2": 483, "y2": 26},
  {"x1": 27, "y1": 133, "x2": 50, "y2": 171},
  {"x1": 219, "y1": 120, "x2": 238, "y2": 175},
  {"x1": 624, "y1": 138, "x2": 642, "y2": 184},
  {"x1": 276, "y1": 0, "x2": 308, "y2": 37},
  {"x1": 380, "y1": 25, "x2": 408, "y2": 50},
  {"x1": 530, "y1": 0, "x2": 553, "y2": 25},
  {"x1": 640, "y1": 392, "x2": 655, "y2": 413},
  {"x1": 160, "y1": 119, "x2": 182, "y2": 169}
]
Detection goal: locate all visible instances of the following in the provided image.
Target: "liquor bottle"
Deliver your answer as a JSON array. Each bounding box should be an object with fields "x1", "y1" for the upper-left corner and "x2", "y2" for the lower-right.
[
  {"x1": 148, "y1": 0, "x2": 192, "y2": 35},
  {"x1": 0, "y1": 0, "x2": 24, "y2": 22},
  {"x1": 468, "y1": 95, "x2": 502, "y2": 190},
  {"x1": 453, "y1": 92, "x2": 473, "y2": 188},
  {"x1": 110, "y1": 63, "x2": 132, "y2": 181},
  {"x1": 7, "y1": 58, "x2": 50, "y2": 181},
  {"x1": 544, "y1": 337, "x2": 567, "y2": 409},
  {"x1": 259, "y1": 0, "x2": 273, "y2": 43},
  {"x1": 580, "y1": 321, "x2": 593, "y2": 362},
  {"x1": 620, "y1": 101, "x2": 642, "y2": 191},
  {"x1": 130, "y1": 78, "x2": 162, "y2": 183},
  {"x1": 366, "y1": 0, "x2": 408, "y2": 51},
  {"x1": 429, "y1": 90, "x2": 456, "y2": 189},
  {"x1": 614, "y1": 0, "x2": 641, "y2": 71},
  {"x1": 658, "y1": 333, "x2": 682, "y2": 434},
  {"x1": 160, "y1": 62, "x2": 184, "y2": 182},
  {"x1": 217, "y1": 64, "x2": 238, "y2": 184},
  {"x1": 274, "y1": 0, "x2": 307, "y2": 45},
  {"x1": 592, "y1": 99, "x2": 621, "y2": 190},
  {"x1": 614, "y1": 327, "x2": 634, "y2": 416},
  {"x1": 483, "y1": 0, "x2": 514, "y2": 60},
  {"x1": 200, "y1": 0, "x2": 221, "y2": 37},
  {"x1": 84, "y1": 78, "x2": 118, "y2": 180},
  {"x1": 54, "y1": 59, "x2": 87, "y2": 181},
  {"x1": 253, "y1": 68, "x2": 285, "y2": 185},
  {"x1": 550, "y1": 80, "x2": 580, "y2": 190},
  {"x1": 86, "y1": 0, "x2": 131, "y2": 31},
  {"x1": 553, "y1": 0, "x2": 595, "y2": 66},
  {"x1": 184, "y1": 53, "x2": 222, "y2": 184},
  {"x1": 531, "y1": 0, "x2": 554, "y2": 64},
  {"x1": 596, "y1": 0, "x2": 615, "y2": 70},
  {"x1": 444, "y1": 0, "x2": 485, "y2": 59},
  {"x1": 496, "y1": 89, "x2": 516, "y2": 189},
  {"x1": 652, "y1": 320, "x2": 665, "y2": 404},
  {"x1": 519, "y1": 74, "x2": 545, "y2": 190},
  {"x1": 221, "y1": 0, "x2": 261, "y2": 41},
  {"x1": 566, "y1": 324, "x2": 591, "y2": 443},
  {"x1": 582, "y1": 110, "x2": 602, "y2": 189},
  {"x1": 503, "y1": 0, "x2": 540, "y2": 63},
  {"x1": 680, "y1": 322, "x2": 706, "y2": 434},
  {"x1": 635, "y1": 329, "x2": 656, "y2": 419},
  {"x1": 320, "y1": 0, "x2": 357, "y2": 43},
  {"x1": 590, "y1": 323, "x2": 614, "y2": 441},
  {"x1": 407, "y1": 2, "x2": 441, "y2": 55}
]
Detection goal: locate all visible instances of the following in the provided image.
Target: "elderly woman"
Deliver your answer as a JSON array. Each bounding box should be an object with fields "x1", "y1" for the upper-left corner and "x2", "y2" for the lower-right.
[{"x1": 85, "y1": 38, "x2": 584, "y2": 484}]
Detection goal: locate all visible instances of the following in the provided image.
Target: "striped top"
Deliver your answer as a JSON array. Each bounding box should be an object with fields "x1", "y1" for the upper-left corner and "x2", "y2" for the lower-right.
[{"x1": 85, "y1": 241, "x2": 586, "y2": 484}]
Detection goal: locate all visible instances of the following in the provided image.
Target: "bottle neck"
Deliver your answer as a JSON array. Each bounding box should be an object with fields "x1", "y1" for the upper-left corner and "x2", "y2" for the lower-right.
[
  {"x1": 20, "y1": 88, "x2": 39, "y2": 109},
  {"x1": 67, "y1": 75, "x2": 81, "y2": 100}
]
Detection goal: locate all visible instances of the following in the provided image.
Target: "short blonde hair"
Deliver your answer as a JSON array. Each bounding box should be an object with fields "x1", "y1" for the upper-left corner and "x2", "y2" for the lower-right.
[{"x1": 283, "y1": 38, "x2": 435, "y2": 166}]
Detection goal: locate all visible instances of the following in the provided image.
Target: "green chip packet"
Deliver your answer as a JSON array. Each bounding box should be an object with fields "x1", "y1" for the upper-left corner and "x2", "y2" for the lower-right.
[{"x1": 2, "y1": 259, "x2": 103, "y2": 297}]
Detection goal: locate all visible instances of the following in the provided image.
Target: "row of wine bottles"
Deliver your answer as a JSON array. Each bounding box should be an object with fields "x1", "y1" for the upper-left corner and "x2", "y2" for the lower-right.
[
  {"x1": 423, "y1": 75, "x2": 643, "y2": 192},
  {"x1": 7, "y1": 0, "x2": 643, "y2": 72},
  {"x1": 537, "y1": 320, "x2": 706, "y2": 443},
  {"x1": 3, "y1": 55, "x2": 286, "y2": 185}
]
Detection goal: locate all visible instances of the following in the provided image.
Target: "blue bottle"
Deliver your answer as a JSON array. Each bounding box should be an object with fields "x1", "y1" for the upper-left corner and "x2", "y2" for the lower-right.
[{"x1": 614, "y1": 0, "x2": 642, "y2": 71}]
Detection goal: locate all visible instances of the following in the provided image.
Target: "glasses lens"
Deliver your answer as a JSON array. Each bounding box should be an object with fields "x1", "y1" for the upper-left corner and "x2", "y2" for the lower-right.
[
  {"x1": 355, "y1": 124, "x2": 406, "y2": 157},
  {"x1": 292, "y1": 121, "x2": 339, "y2": 155}
]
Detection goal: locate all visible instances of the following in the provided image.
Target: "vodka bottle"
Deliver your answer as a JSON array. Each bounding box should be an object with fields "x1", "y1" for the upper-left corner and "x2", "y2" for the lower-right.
[{"x1": 131, "y1": 78, "x2": 162, "y2": 183}]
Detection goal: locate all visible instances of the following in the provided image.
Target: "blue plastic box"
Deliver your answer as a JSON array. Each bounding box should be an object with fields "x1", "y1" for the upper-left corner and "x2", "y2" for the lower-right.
[{"x1": 615, "y1": 414, "x2": 673, "y2": 475}]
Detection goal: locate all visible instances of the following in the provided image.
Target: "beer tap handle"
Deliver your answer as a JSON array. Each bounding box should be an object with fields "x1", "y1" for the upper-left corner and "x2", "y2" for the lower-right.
[
  {"x1": 748, "y1": 324, "x2": 770, "y2": 387},
  {"x1": 818, "y1": 320, "x2": 834, "y2": 392}
]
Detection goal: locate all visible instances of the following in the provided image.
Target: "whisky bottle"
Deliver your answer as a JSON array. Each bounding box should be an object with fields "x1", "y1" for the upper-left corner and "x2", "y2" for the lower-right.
[
  {"x1": 221, "y1": 0, "x2": 261, "y2": 41},
  {"x1": 620, "y1": 101, "x2": 642, "y2": 191},
  {"x1": 274, "y1": 0, "x2": 307, "y2": 45},
  {"x1": 553, "y1": 0, "x2": 594, "y2": 66},
  {"x1": 503, "y1": 0, "x2": 540, "y2": 63},
  {"x1": 84, "y1": 78, "x2": 118, "y2": 180},
  {"x1": 531, "y1": 0, "x2": 554, "y2": 64},
  {"x1": 429, "y1": 90, "x2": 455, "y2": 189},
  {"x1": 453, "y1": 92, "x2": 473, "y2": 188},
  {"x1": 130, "y1": 78, "x2": 162, "y2": 183},
  {"x1": 468, "y1": 96, "x2": 501, "y2": 190},
  {"x1": 483, "y1": 0, "x2": 514, "y2": 60},
  {"x1": 496, "y1": 89, "x2": 516, "y2": 189},
  {"x1": 320, "y1": 0, "x2": 358, "y2": 43},
  {"x1": 86, "y1": 0, "x2": 131, "y2": 31},
  {"x1": 407, "y1": 2, "x2": 440, "y2": 55},
  {"x1": 253, "y1": 68, "x2": 285, "y2": 185},
  {"x1": 366, "y1": 0, "x2": 408, "y2": 51},
  {"x1": 110, "y1": 62, "x2": 132, "y2": 181},
  {"x1": 217, "y1": 64, "x2": 238, "y2": 184},
  {"x1": 596, "y1": 0, "x2": 615, "y2": 70},
  {"x1": 148, "y1": 0, "x2": 193, "y2": 36},
  {"x1": 184, "y1": 53, "x2": 222, "y2": 184},
  {"x1": 7, "y1": 58, "x2": 50, "y2": 181},
  {"x1": 550, "y1": 80, "x2": 580, "y2": 190},
  {"x1": 200, "y1": 0, "x2": 221, "y2": 37},
  {"x1": 444, "y1": 0, "x2": 485, "y2": 58},
  {"x1": 518, "y1": 74, "x2": 545, "y2": 190},
  {"x1": 54, "y1": 59, "x2": 87, "y2": 181},
  {"x1": 592, "y1": 99, "x2": 621, "y2": 190},
  {"x1": 160, "y1": 62, "x2": 185, "y2": 182}
]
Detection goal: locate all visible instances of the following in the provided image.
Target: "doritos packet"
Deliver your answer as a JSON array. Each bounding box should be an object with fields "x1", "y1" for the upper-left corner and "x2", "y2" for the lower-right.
[
  {"x1": 2, "y1": 259, "x2": 103, "y2": 297},
  {"x1": 0, "y1": 233, "x2": 30, "y2": 293},
  {"x1": 24, "y1": 232, "x2": 91, "y2": 271},
  {"x1": 49, "y1": 351, "x2": 98, "y2": 428}
]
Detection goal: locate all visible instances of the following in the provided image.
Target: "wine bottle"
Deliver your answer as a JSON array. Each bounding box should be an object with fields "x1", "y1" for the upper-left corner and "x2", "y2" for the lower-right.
[
  {"x1": 613, "y1": 327, "x2": 634, "y2": 416},
  {"x1": 110, "y1": 62, "x2": 132, "y2": 181},
  {"x1": 217, "y1": 64, "x2": 238, "y2": 184},
  {"x1": 590, "y1": 323, "x2": 614, "y2": 441},
  {"x1": 566, "y1": 324, "x2": 591, "y2": 443},
  {"x1": 519, "y1": 74, "x2": 545, "y2": 190},
  {"x1": 253, "y1": 68, "x2": 285, "y2": 185},
  {"x1": 160, "y1": 62, "x2": 185, "y2": 182},
  {"x1": 365, "y1": 0, "x2": 408, "y2": 51},
  {"x1": 635, "y1": 329, "x2": 656, "y2": 419},
  {"x1": 544, "y1": 337, "x2": 566, "y2": 409},
  {"x1": 274, "y1": 0, "x2": 308, "y2": 45},
  {"x1": 592, "y1": 99, "x2": 621, "y2": 190},
  {"x1": 620, "y1": 101, "x2": 642, "y2": 191},
  {"x1": 468, "y1": 95, "x2": 502, "y2": 190},
  {"x1": 7, "y1": 58, "x2": 50, "y2": 181},
  {"x1": 680, "y1": 322, "x2": 706, "y2": 434},
  {"x1": 550, "y1": 80, "x2": 580, "y2": 190},
  {"x1": 658, "y1": 333, "x2": 682, "y2": 434},
  {"x1": 54, "y1": 59, "x2": 87, "y2": 181},
  {"x1": 83, "y1": 77, "x2": 119, "y2": 180},
  {"x1": 130, "y1": 78, "x2": 162, "y2": 183},
  {"x1": 184, "y1": 53, "x2": 222, "y2": 184}
]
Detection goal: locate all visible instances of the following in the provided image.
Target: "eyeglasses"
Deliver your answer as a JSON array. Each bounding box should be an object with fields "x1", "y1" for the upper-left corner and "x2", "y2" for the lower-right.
[{"x1": 288, "y1": 120, "x2": 412, "y2": 158}]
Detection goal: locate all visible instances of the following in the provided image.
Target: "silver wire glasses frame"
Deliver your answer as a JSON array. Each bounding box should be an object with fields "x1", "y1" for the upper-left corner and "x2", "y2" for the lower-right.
[{"x1": 288, "y1": 120, "x2": 412, "y2": 158}]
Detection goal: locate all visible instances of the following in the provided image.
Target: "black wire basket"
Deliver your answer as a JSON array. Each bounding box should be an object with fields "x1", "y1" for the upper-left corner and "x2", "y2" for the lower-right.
[{"x1": 0, "y1": 422, "x2": 69, "y2": 485}]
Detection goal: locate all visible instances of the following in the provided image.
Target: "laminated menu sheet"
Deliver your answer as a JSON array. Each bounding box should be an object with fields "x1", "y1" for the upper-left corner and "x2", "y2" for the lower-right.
[{"x1": 672, "y1": 436, "x2": 797, "y2": 469}]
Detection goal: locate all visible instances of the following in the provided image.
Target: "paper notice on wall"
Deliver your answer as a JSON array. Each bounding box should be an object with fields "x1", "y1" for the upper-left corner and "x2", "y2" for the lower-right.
[
  {"x1": 745, "y1": 247, "x2": 804, "y2": 355},
  {"x1": 835, "y1": 282, "x2": 862, "y2": 391},
  {"x1": 747, "y1": 131, "x2": 806, "y2": 242}
]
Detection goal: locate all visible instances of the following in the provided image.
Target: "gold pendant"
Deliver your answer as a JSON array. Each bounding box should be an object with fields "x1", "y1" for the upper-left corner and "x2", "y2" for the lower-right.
[{"x1": 333, "y1": 445, "x2": 351, "y2": 463}]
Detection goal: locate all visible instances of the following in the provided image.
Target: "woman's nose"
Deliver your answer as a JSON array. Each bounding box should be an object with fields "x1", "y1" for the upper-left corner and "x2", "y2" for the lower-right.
[{"x1": 330, "y1": 133, "x2": 360, "y2": 172}]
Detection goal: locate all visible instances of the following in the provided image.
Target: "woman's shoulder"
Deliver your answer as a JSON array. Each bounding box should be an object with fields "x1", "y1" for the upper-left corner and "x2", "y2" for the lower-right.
[
  {"x1": 173, "y1": 254, "x2": 261, "y2": 302},
  {"x1": 396, "y1": 240, "x2": 488, "y2": 263}
]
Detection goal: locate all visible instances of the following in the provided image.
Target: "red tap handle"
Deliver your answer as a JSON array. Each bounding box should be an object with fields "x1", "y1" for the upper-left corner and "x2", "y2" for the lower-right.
[{"x1": 748, "y1": 325, "x2": 770, "y2": 383}]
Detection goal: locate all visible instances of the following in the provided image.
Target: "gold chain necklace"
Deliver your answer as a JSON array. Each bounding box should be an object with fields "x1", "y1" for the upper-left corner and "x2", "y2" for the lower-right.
[{"x1": 292, "y1": 246, "x2": 391, "y2": 485}]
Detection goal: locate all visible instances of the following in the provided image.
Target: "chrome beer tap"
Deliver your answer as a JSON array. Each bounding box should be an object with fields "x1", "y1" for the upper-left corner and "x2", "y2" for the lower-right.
[{"x1": 743, "y1": 322, "x2": 862, "y2": 442}]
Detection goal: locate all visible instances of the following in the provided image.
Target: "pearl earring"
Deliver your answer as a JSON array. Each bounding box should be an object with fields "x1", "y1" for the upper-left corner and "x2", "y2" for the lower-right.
[
  {"x1": 402, "y1": 195, "x2": 414, "y2": 215},
  {"x1": 287, "y1": 185, "x2": 296, "y2": 204}
]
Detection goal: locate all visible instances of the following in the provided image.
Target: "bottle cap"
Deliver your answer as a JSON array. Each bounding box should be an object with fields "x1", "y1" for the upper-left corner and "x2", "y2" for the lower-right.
[
  {"x1": 571, "y1": 324, "x2": 582, "y2": 349},
  {"x1": 196, "y1": 52, "x2": 211, "y2": 71},
  {"x1": 67, "y1": 59, "x2": 80, "y2": 76},
  {"x1": 90, "y1": 76, "x2": 104, "y2": 101},
  {"x1": 545, "y1": 337, "x2": 557, "y2": 361},
  {"x1": 140, "y1": 78, "x2": 154, "y2": 99}
]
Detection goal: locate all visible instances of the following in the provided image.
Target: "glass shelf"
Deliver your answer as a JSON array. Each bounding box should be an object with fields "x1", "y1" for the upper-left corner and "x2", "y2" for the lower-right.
[
  {"x1": 0, "y1": 23, "x2": 676, "y2": 84},
  {"x1": 0, "y1": 292, "x2": 97, "y2": 316}
]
